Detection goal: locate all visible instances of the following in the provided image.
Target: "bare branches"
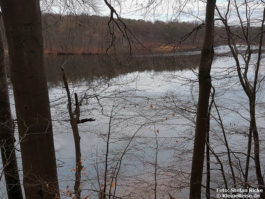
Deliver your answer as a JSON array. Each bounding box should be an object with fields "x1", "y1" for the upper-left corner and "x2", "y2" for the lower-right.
[
  {"x1": 216, "y1": 1, "x2": 265, "y2": 196},
  {"x1": 61, "y1": 67, "x2": 96, "y2": 199},
  {"x1": 189, "y1": 1, "x2": 216, "y2": 198},
  {"x1": 62, "y1": 67, "x2": 82, "y2": 199},
  {"x1": 104, "y1": 0, "x2": 132, "y2": 54},
  {"x1": 253, "y1": 7, "x2": 265, "y2": 93}
]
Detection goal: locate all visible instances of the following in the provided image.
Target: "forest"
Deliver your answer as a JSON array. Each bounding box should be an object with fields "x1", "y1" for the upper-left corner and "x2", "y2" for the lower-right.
[
  {"x1": 41, "y1": 14, "x2": 203, "y2": 54},
  {"x1": 40, "y1": 14, "x2": 262, "y2": 55},
  {"x1": 0, "y1": 0, "x2": 265, "y2": 199}
]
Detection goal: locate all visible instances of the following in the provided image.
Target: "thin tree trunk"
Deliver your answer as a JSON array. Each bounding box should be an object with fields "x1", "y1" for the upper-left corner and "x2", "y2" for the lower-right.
[
  {"x1": 216, "y1": 6, "x2": 265, "y2": 195},
  {"x1": 0, "y1": 1, "x2": 60, "y2": 198},
  {"x1": 154, "y1": 129, "x2": 158, "y2": 199},
  {"x1": 213, "y1": 99, "x2": 236, "y2": 187},
  {"x1": 62, "y1": 69, "x2": 82, "y2": 199},
  {"x1": 250, "y1": 101, "x2": 265, "y2": 198},
  {"x1": 251, "y1": 8, "x2": 265, "y2": 197},
  {"x1": 189, "y1": 1, "x2": 216, "y2": 199},
  {"x1": 103, "y1": 113, "x2": 112, "y2": 199},
  {"x1": 206, "y1": 90, "x2": 214, "y2": 199},
  {"x1": 206, "y1": 127, "x2": 210, "y2": 199},
  {"x1": 244, "y1": 125, "x2": 252, "y2": 188},
  {"x1": 0, "y1": 23, "x2": 23, "y2": 199},
  {"x1": 72, "y1": 94, "x2": 82, "y2": 199}
]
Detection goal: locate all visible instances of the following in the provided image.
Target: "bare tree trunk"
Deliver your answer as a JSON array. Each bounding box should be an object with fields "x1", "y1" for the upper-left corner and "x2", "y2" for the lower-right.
[
  {"x1": 189, "y1": 1, "x2": 216, "y2": 198},
  {"x1": 206, "y1": 89, "x2": 215, "y2": 199},
  {"x1": 0, "y1": 1, "x2": 60, "y2": 198},
  {"x1": 244, "y1": 125, "x2": 252, "y2": 188},
  {"x1": 206, "y1": 129, "x2": 210, "y2": 199},
  {"x1": 216, "y1": 5, "x2": 265, "y2": 195},
  {"x1": 154, "y1": 128, "x2": 158, "y2": 199},
  {"x1": 103, "y1": 111, "x2": 112, "y2": 199},
  {"x1": 213, "y1": 97, "x2": 236, "y2": 187},
  {"x1": 62, "y1": 68, "x2": 82, "y2": 199},
  {"x1": 0, "y1": 22, "x2": 23, "y2": 199},
  {"x1": 250, "y1": 101, "x2": 265, "y2": 198},
  {"x1": 216, "y1": 6, "x2": 265, "y2": 196},
  {"x1": 251, "y1": 8, "x2": 265, "y2": 197}
]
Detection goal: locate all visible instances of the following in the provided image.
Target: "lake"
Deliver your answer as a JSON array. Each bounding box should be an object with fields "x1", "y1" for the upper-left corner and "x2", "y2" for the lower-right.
[{"x1": 2, "y1": 46, "x2": 265, "y2": 199}]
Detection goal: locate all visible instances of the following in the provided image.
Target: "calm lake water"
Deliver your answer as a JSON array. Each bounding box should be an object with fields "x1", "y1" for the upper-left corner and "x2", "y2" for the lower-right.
[{"x1": 2, "y1": 46, "x2": 265, "y2": 198}]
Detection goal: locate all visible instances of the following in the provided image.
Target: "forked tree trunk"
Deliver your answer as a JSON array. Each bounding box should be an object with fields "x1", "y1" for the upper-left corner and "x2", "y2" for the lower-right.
[
  {"x1": 62, "y1": 69, "x2": 82, "y2": 199},
  {"x1": 189, "y1": 1, "x2": 216, "y2": 199},
  {"x1": 0, "y1": 1, "x2": 60, "y2": 198},
  {"x1": 0, "y1": 22, "x2": 23, "y2": 199}
]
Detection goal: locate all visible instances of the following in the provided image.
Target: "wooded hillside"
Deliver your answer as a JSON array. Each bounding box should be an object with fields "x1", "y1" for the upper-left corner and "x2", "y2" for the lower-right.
[{"x1": 41, "y1": 14, "x2": 204, "y2": 54}]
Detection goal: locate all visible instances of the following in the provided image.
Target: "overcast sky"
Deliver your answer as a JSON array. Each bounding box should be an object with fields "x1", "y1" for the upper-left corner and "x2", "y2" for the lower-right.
[{"x1": 41, "y1": 0, "x2": 264, "y2": 24}]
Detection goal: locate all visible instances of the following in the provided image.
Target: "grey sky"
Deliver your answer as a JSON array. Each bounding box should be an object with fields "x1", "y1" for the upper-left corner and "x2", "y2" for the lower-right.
[{"x1": 41, "y1": 0, "x2": 264, "y2": 24}]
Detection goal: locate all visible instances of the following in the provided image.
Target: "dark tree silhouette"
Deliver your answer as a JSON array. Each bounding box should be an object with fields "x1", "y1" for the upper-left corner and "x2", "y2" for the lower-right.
[
  {"x1": 0, "y1": 17, "x2": 23, "y2": 199},
  {"x1": 189, "y1": 0, "x2": 216, "y2": 199},
  {"x1": 0, "y1": 0, "x2": 60, "y2": 198}
]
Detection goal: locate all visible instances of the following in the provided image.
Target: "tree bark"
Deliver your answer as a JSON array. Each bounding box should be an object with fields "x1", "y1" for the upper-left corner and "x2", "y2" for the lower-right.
[
  {"x1": 0, "y1": 21, "x2": 23, "y2": 199},
  {"x1": 0, "y1": 1, "x2": 60, "y2": 198},
  {"x1": 62, "y1": 69, "x2": 82, "y2": 199},
  {"x1": 189, "y1": 1, "x2": 216, "y2": 199},
  {"x1": 251, "y1": 8, "x2": 265, "y2": 197},
  {"x1": 250, "y1": 100, "x2": 265, "y2": 198}
]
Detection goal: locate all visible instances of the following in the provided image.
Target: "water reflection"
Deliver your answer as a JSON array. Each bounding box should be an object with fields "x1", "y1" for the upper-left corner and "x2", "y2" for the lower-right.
[{"x1": 44, "y1": 54, "x2": 200, "y2": 85}]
